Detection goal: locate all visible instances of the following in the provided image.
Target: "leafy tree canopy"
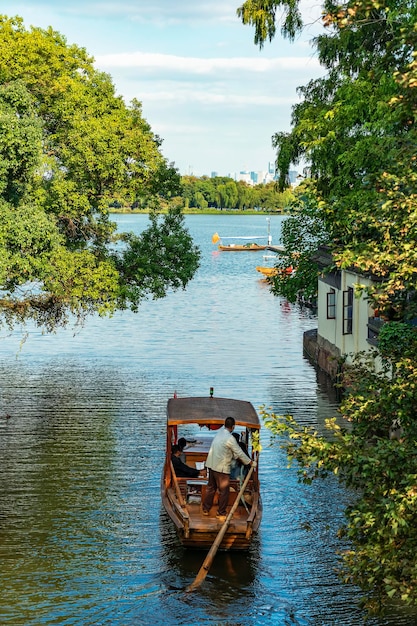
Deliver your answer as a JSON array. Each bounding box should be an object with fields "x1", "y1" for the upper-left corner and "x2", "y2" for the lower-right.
[
  {"x1": 238, "y1": 0, "x2": 417, "y2": 319},
  {"x1": 267, "y1": 180, "x2": 329, "y2": 304},
  {"x1": 0, "y1": 16, "x2": 200, "y2": 331},
  {"x1": 238, "y1": 0, "x2": 417, "y2": 612},
  {"x1": 179, "y1": 175, "x2": 293, "y2": 211}
]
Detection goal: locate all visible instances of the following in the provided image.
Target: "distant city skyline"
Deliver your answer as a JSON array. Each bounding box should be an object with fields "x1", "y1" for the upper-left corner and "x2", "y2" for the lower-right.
[{"x1": 193, "y1": 163, "x2": 300, "y2": 186}]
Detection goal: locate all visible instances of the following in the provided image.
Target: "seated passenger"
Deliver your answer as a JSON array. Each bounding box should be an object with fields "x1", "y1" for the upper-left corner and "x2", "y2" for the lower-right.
[
  {"x1": 177, "y1": 437, "x2": 187, "y2": 463},
  {"x1": 230, "y1": 432, "x2": 250, "y2": 479},
  {"x1": 171, "y1": 444, "x2": 200, "y2": 478}
]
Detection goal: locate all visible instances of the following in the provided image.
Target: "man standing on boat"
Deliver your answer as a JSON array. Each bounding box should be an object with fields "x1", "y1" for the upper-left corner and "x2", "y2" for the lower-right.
[{"x1": 202, "y1": 416, "x2": 252, "y2": 521}]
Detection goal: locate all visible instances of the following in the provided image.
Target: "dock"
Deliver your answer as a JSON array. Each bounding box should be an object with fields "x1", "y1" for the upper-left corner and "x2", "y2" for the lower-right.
[{"x1": 266, "y1": 245, "x2": 285, "y2": 254}]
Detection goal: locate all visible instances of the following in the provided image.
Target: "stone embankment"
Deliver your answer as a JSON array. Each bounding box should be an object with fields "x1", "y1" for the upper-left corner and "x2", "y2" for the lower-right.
[{"x1": 303, "y1": 328, "x2": 342, "y2": 382}]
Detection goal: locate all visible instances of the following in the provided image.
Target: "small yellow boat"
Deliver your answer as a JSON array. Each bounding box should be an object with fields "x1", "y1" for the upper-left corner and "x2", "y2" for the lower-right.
[
  {"x1": 212, "y1": 223, "x2": 271, "y2": 251},
  {"x1": 256, "y1": 266, "x2": 279, "y2": 277},
  {"x1": 256, "y1": 265, "x2": 293, "y2": 277}
]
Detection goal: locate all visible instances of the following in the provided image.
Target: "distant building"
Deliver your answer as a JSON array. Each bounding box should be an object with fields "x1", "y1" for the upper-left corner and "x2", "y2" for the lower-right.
[
  {"x1": 237, "y1": 172, "x2": 252, "y2": 184},
  {"x1": 202, "y1": 162, "x2": 280, "y2": 184}
]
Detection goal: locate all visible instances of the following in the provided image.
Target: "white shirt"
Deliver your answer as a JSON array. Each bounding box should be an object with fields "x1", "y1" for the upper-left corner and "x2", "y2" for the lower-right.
[{"x1": 205, "y1": 427, "x2": 251, "y2": 474}]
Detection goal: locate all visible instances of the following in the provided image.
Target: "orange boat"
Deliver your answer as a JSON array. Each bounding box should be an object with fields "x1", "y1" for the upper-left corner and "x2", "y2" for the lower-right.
[
  {"x1": 256, "y1": 265, "x2": 293, "y2": 277},
  {"x1": 256, "y1": 266, "x2": 279, "y2": 277}
]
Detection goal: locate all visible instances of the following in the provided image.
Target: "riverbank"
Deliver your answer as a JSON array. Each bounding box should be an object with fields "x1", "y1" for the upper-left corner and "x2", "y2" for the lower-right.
[{"x1": 110, "y1": 207, "x2": 287, "y2": 216}]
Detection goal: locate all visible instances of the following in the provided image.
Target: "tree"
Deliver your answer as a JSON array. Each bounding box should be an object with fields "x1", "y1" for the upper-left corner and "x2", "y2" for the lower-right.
[
  {"x1": 0, "y1": 80, "x2": 42, "y2": 205},
  {"x1": 238, "y1": 0, "x2": 417, "y2": 319},
  {"x1": 268, "y1": 180, "x2": 328, "y2": 303},
  {"x1": 0, "y1": 16, "x2": 200, "y2": 331},
  {"x1": 238, "y1": 0, "x2": 417, "y2": 611}
]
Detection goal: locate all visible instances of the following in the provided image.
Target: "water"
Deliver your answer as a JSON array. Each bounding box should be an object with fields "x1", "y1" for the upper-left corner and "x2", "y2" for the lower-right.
[{"x1": 0, "y1": 214, "x2": 412, "y2": 625}]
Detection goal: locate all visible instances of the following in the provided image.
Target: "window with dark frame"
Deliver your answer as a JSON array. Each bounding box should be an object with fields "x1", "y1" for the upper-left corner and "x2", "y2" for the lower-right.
[
  {"x1": 327, "y1": 289, "x2": 336, "y2": 319},
  {"x1": 343, "y1": 287, "x2": 353, "y2": 334}
]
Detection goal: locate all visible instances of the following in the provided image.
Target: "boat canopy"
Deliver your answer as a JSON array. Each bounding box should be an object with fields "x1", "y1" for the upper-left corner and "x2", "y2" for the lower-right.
[{"x1": 167, "y1": 397, "x2": 260, "y2": 429}]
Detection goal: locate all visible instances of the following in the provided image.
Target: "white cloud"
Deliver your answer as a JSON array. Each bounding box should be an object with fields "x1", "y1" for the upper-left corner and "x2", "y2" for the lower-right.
[
  {"x1": 137, "y1": 89, "x2": 297, "y2": 107},
  {"x1": 6, "y1": 0, "x2": 325, "y2": 175},
  {"x1": 96, "y1": 51, "x2": 321, "y2": 74},
  {"x1": 25, "y1": 0, "x2": 241, "y2": 25}
]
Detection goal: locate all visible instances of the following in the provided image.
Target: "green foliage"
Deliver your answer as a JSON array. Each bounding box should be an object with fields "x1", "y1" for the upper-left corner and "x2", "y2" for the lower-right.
[
  {"x1": 335, "y1": 170, "x2": 417, "y2": 319},
  {"x1": 237, "y1": 1, "x2": 417, "y2": 318},
  {"x1": 238, "y1": 0, "x2": 417, "y2": 612},
  {"x1": 113, "y1": 207, "x2": 200, "y2": 309},
  {"x1": 0, "y1": 80, "x2": 42, "y2": 205},
  {"x1": 268, "y1": 181, "x2": 328, "y2": 303},
  {"x1": 180, "y1": 175, "x2": 291, "y2": 211},
  {"x1": 0, "y1": 16, "x2": 200, "y2": 330},
  {"x1": 251, "y1": 429, "x2": 262, "y2": 453},
  {"x1": 237, "y1": 0, "x2": 302, "y2": 45},
  {"x1": 377, "y1": 322, "x2": 417, "y2": 363}
]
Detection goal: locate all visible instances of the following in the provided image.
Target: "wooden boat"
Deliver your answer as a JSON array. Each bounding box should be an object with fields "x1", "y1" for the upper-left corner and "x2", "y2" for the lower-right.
[
  {"x1": 256, "y1": 266, "x2": 279, "y2": 277},
  {"x1": 161, "y1": 395, "x2": 262, "y2": 550},
  {"x1": 212, "y1": 219, "x2": 271, "y2": 251},
  {"x1": 256, "y1": 265, "x2": 293, "y2": 277},
  {"x1": 219, "y1": 243, "x2": 267, "y2": 251}
]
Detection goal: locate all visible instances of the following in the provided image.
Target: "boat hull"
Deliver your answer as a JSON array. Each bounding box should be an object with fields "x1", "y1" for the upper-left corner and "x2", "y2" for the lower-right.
[
  {"x1": 219, "y1": 244, "x2": 267, "y2": 251},
  {"x1": 256, "y1": 265, "x2": 293, "y2": 276},
  {"x1": 256, "y1": 266, "x2": 279, "y2": 276}
]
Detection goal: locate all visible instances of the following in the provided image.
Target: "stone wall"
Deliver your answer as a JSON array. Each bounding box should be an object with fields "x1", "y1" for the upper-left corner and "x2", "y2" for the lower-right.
[{"x1": 303, "y1": 328, "x2": 342, "y2": 381}]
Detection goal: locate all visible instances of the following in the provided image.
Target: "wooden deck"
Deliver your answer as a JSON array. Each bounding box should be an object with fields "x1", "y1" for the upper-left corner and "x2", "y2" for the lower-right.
[{"x1": 163, "y1": 477, "x2": 261, "y2": 550}]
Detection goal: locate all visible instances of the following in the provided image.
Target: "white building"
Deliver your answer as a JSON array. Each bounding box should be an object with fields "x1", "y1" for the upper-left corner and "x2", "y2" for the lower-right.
[{"x1": 304, "y1": 247, "x2": 383, "y2": 379}]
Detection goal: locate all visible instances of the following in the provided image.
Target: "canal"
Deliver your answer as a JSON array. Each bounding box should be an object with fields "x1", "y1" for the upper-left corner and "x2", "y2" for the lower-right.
[{"x1": 0, "y1": 214, "x2": 411, "y2": 625}]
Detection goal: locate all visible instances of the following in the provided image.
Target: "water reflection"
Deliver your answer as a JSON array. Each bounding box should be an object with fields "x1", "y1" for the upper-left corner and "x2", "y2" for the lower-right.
[{"x1": 159, "y1": 507, "x2": 259, "y2": 592}]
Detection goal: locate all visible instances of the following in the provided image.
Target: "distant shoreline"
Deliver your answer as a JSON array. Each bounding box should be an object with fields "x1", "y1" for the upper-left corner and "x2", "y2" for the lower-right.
[{"x1": 110, "y1": 208, "x2": 287, "y2": 216}]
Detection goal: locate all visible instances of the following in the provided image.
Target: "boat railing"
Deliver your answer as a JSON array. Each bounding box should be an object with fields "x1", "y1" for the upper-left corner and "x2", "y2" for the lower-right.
[{"x1": 169, "y1": 461, "x2": 187, "y2": 508}]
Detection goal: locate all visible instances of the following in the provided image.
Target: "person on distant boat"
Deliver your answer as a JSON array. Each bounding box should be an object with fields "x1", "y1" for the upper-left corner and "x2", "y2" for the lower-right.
[
  {"x1": 230, "y1": 432, "x2": 250, "y2": 479},
  {"x1": 171, "y1": 444, "x2": 200, "y2": 478},
  {"x1": 177, "y1": 437, "x2": 187, "y2": 463},
  {"x1": 202, "y1": 416, "x2": 252, "y2": 521}
]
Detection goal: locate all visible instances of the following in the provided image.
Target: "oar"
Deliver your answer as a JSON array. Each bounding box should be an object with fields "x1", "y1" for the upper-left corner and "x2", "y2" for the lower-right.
[{"x1": 186, "y1": 463, "x2": 255, "y2": 592}]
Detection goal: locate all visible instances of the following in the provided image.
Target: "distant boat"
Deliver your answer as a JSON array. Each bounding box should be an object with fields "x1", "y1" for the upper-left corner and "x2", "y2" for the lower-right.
[
  {"x1": 219, "y1": 242, "x2": 267, "y2": 251},
  {"x1": 212, "y1": 217, "x2": 272, "y2": 251},
  {"x1": 256, "y1": 265, "x2": 293, "y2": 277},
  {"x1": 161, "y1": 395, "x2": 262, "y2": 551},
  {"x1": 256, "y1": 266, "x2": 279, "y2": 277}
]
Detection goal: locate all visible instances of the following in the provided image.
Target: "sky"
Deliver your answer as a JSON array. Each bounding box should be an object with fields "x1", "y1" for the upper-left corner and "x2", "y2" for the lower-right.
[{"x1": 1, "y1": 1, "x2": 326, "y2": 177}]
